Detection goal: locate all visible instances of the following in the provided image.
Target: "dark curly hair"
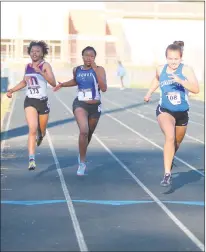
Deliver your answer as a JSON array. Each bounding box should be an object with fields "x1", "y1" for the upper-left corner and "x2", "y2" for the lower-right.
[
  {"x1": 27, "y1": 40, "x2": 49, "y2": 58},
  {"x1": 82, "y1": 46, "x2": 97, "y2": 56}
]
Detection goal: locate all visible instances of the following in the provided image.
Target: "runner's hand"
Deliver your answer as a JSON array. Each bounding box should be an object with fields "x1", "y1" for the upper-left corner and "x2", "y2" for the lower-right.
[
  {"x1": 6, "y1": 89, "x2": 13, "y2": 98},
  {"x1": 53, "y1": 82, "x2": 63, "y2": 92},
  {"x1": 91, "y1": 62, "x2": 98, "y2": 71},
  {"x1": 33, "y1": 65, "x2": 44, "y2": 75},
  {"x1": 168, "y1": 73, "x2": 183, "y2": 84},
  {"x1": 144, "y1": 94, "x2": 151, "y2": 102}
]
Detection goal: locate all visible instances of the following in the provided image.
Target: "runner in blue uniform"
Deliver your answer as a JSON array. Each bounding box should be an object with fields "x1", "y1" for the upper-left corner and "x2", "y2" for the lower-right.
[
  {"x1": 144, "y1": 41, "x2": 199, "y2": 186},
  {"x1": 54, "y1": 46, "x2": 107, "y2": 176}
]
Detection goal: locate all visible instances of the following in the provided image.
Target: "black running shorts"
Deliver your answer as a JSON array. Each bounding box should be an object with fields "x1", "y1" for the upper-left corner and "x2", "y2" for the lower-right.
[
  {"x1": 24, "y1": 96, "x2": 50, "y2": 115},
  {"x1": 72, "y1": 97, "x2": 101, "y2": 119},
  {"x1": 156, "y1": 104, "x2": 189, "y2": 126}
]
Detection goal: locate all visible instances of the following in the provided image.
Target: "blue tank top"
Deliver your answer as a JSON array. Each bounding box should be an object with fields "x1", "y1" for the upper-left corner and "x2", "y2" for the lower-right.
[
  {"x1": 75, "y1": 66, "x2": 100, "y2": 101},
  {"x1": 159, "y1": 63, "x2": 189, "y2": 112}
]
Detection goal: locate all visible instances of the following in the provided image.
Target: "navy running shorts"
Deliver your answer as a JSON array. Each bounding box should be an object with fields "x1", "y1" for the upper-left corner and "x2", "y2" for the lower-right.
[
  {"x1": 24, "y1": 96, "x2": 50, "y2": 115},
  {"x1": 72, "y1": 97, "x2": 101, "y2": 119},
  {"x1": 156, "y1": 104, "x2": 189, "y2": 126}
]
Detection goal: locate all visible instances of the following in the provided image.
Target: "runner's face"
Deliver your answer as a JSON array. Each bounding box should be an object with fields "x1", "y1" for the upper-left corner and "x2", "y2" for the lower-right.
[
  {"x1": 30, "y1": 46, "x2": 43, "y2": 62},
  {"x1": 166, "y1": 50, "x2": 182, "y2": 70},
  {"x1": 82, "y1": 50, "x2": 96, "y2": 67}
]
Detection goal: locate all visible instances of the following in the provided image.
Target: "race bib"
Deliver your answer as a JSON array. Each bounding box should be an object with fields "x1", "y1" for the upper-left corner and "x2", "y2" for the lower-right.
[
  {"x1": 26, "y1": 76, "x2": 40, "y2": 95},
  {"x1": 166, "y1": 92, "x2": 181, "y2": 105},
  {"x1": 78, "y1": 89, "x2": 93, "y2": 101}
]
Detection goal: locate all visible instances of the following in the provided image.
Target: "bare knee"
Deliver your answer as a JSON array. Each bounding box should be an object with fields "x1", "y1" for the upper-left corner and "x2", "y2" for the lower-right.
[
  {"x1": 29, "y1": 127, "x2": 37, "y2": 136},
  {"x1": 165, "y1": 133, "x2": 175, "y2": 143},
  {"x1": 79, "y1": 129, "x2": 89, "y2": 138}
]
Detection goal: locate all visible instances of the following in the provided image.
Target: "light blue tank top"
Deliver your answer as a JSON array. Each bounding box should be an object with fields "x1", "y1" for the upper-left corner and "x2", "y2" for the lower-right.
[{"x1": 159, "y1": 63, "x2": 189, "y2": 112}]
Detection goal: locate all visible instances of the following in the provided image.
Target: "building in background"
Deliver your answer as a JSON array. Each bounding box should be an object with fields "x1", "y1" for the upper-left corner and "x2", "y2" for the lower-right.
[{"x1": 1, "y1": 2, "x2": 204, "y2": 85}]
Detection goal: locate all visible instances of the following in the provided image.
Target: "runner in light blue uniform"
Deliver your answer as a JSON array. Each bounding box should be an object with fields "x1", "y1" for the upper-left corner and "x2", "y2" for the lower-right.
[
  {"x1": 158, "y1": 63, "x2": 189, "y2": 112},
  {"x1": 144, "y1": 41, "x2": 199, "y2": 187}
]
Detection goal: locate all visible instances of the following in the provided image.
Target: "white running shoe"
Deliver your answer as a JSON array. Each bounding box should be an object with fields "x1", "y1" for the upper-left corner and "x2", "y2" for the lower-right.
[{"x1": 77, "y1": 162, "x2": 86, "y2": 176}]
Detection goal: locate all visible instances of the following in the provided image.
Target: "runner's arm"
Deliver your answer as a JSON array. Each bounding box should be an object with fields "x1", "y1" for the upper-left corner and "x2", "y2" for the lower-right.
[
  {"x1": 145, "y1": 66, "x2": 161, "y2": 97},
  {"x1": 8, "y1": 80, "x2": 27, "y2": 93},
  {"x1": 94, "y1": 66, "x2": 107, "y2": 92},
  {"x1": 181, "y1": 66, "x2": 199, "y2": 94},
  {"x1": 61, "y1": 67, "x2": 77, "y2": 87},
  {"x1": 42, "y1": 62, "x2": 57, "y2": 87}
]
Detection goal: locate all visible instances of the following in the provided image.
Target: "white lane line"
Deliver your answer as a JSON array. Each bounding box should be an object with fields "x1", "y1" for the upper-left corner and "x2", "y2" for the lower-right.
[
  {"x1": 190, "y1": 111, "x2": 204, "y2": 118},
  {"x1": 103, "y1": 98, "x2": 204, "y2": 145},
  {"x1": 123, "y1": 90, "x2": 204, "y2": 111},
  {"x1": 120, "y1": 94, "x2": 204, "y2": 126},
  {"x1": 188, "y1": 102, "x2": 204, "y2": 110},
  {"x1": 105, "y1": 110, "x2": 204, "y2": 177},
  {"x1": 55, "y1": 94, "x2": 204, "y2": 252},
  {"x1": 94, "y1": 134, "x2": 205, "y2": 252},
  {"x1": 182, "y1": 120, "x2": 203, "y2": 127},
  {"x1": 46, "y1": 129, "x2": 88, "y2": 252},
  {"x1": 56, "y1": 94, "x2": 204, "y2": 176},
  {"x1": 146, "y1": 104, "x2": 204, "y2": 126},
  {"x1": 2, "y1": 92, "x2": 88, "y2": 251}
]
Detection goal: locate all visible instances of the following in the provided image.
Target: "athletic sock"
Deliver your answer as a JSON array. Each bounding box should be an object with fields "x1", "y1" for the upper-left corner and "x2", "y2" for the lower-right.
[{"x1": 29, "y1": 154, "x2": 35, "y2": 161}]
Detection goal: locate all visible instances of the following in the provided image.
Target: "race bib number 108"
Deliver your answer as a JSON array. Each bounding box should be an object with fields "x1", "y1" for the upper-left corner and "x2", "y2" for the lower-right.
[{"x1": 166, "y1": 92, "x2": 181, "y2": 105}]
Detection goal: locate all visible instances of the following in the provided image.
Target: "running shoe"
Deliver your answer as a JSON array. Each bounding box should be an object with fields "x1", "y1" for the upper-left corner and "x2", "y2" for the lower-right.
[
  {"x1": 160, "y1": 173, "x2": 172, "y2": 187},
  {"x1": 28, "y1": 159, "x2": 36, "y2": 171},
  {"x1": 77, "y1": 162, "x2": 86, "y2": 176},
  {"x1": 36, "y1": 136, "x2": 43, "y2": 147}
]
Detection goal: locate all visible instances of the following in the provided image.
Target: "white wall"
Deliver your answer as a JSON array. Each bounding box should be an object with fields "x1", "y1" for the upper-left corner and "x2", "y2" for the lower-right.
[
  {"x1": 122, "y1": 18, "x2": 204, "y2": 81},
  {"x1": 1, "y1": 2, "x2": 69, "y2": 40}
]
